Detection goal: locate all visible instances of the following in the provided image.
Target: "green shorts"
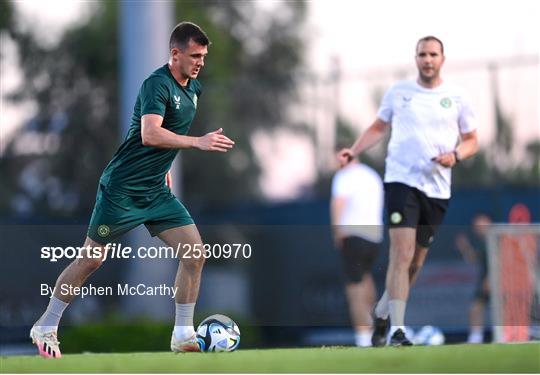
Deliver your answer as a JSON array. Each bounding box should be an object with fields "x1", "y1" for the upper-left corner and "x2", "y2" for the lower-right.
[{"x1": 87, "y1": 184, "x2": 194, "y2": 244}]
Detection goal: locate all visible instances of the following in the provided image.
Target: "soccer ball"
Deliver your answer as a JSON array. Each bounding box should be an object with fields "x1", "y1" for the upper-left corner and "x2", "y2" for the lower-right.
[
  {"x1": 196, "y1": 314, "x2": 240, "y2": 352},
  {"x1": 413, "y1": 325, "x2": 445, "y2": 345}
]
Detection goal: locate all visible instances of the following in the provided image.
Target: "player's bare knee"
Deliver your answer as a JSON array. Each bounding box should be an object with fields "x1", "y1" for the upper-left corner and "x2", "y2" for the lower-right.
[
  {"x1": 182, "y1": 253, "x2": 205, "y2": 272},
  {"x1": 391, "y1": 247, "x2": 415, "y2": 267},
  {"x1": 79, "y1": 256, "x2": 104, "y2": 272},
  {"x1": 75, "y1": 251, "x2": 105, "y2": 272}
]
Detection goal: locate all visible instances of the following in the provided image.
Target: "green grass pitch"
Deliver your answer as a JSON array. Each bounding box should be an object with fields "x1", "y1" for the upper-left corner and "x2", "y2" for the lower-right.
[{"x1": 2, "y1": 344, "x2": 539, "y2": 373}]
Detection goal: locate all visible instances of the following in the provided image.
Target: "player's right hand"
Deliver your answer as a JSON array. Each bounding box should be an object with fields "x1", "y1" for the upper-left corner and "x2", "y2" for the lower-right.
[
  {"x1": 337, "y1": 148, "x2": 354, "y2": 168},
  {"x1": 196, "y1": 128, "x2": 235, "y2": 152}
]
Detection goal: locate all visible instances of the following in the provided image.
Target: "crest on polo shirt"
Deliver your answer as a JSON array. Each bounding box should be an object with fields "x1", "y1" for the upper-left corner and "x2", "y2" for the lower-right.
[{"x1": 440, "y1": 97, "x2": 452, "y2": 108}]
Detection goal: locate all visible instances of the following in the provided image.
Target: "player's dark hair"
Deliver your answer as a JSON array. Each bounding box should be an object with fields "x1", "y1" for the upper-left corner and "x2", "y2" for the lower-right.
[
  {"x1": 169, "y1": 22, "x2": 210, "y2": 50},
  {"x1": 416, "y1": 35, "x2": 444, "y2": 55}
]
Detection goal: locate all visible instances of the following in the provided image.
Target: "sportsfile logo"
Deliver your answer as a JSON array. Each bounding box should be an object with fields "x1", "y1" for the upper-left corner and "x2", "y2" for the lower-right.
[{"x1": 40, "y1": 243, "x2": 252, "y2": 262}]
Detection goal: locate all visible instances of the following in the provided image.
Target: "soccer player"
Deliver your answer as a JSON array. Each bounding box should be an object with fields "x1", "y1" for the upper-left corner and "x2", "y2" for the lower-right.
[
  {"x1": 455, "y1": 214, "x2": 492, "y2": 343},
  {"x1": 331, "y1": 149, "x2": 384, "y2": 347},
  {"x1": 30, "y1": 22, "x2": 235, "y2": 358},
  {"x1": 339, "y1": 36, "x2": 479, "y2": 346}
]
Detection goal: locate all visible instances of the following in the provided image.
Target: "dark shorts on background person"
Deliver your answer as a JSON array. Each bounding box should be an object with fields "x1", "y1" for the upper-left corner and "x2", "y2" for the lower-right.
[
  {"x1": 384, "y1": 182, "x2": 449, "y2": 247},
  {"x1": 474, "y1": 251, "x2": 490, "y2": 302},
  {"x1": 339, "y1": 236, "x2": 380, "y2": 283},
  {"x1": 87, "y1": 184, "x2": 194, "y2": 244}
]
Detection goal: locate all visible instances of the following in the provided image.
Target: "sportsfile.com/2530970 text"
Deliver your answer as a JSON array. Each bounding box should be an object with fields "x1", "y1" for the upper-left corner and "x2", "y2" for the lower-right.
[{"x1": 40, "y1": 243, "x2": 252, "y2": 262}]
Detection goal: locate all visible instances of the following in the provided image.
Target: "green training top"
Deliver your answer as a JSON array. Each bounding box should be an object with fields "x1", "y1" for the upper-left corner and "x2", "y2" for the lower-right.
[{"x1": 100, "y1": 64, "x2": 202, "y2": 194}]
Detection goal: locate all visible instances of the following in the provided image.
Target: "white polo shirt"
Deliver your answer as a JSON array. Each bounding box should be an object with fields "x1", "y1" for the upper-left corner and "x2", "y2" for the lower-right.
[
  {"x1": 331, "y1": 163, "x2": 384, "y2": 243},
  {"x1": 377, "y1": 80, "x2": 477, "y2": 199}
]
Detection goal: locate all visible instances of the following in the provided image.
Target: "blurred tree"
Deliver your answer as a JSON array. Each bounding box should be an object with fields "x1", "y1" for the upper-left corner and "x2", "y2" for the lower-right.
[
  {"x1": 173, "y1": 1, "x2": 307, "y2": 208},
  {"x1": 525, "y1": 140, "x2": 540, "y2": 182},
  {"x1": 504, "y1": 139, "x2": 540, "y2": 187},
  {"x1": 0, "y1": 0, "x2": 14, "y2": 36},
  {"x1": 0, "y1": 1, "x2": 307, "y2": 218},
  {"x1": 312, "y1": 116, "x2": 386, "y2": 198},
  {"x1": 1, "y1": 2, "x2": 119, "y2": 218},
  {"x1": 452, "y1": 149, "x2": 493, "y2": 187},
  {"x1": 493, "y1": 97, "x2": 513, "y2": 155},
  {"x1": 490, "y1": 65, "x2": 513, "y2": 156}
]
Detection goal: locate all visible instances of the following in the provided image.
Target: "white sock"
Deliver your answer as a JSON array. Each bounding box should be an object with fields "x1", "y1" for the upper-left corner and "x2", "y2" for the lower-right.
[
  {"x1": 374, "y1": 290, "x2": 390, "y2": 319},
  {"x1": 388, "y1": 299, "x2": 406, "y2": 335},
  {"x1": 355, "y1": 331, "x2": 372, "y2": 347},
  {"x1": 173, "y1": 303, "x2": 195, "y2": 339},
  {"x1": 468, "y1": 327, "x2": 484, "y2": 344},
  {"x1": 389, "y1": 325, "x2": 406, "y2": 337},
  {"x1": 36, "y1": 296, "x2": 69, "y2": 332}
]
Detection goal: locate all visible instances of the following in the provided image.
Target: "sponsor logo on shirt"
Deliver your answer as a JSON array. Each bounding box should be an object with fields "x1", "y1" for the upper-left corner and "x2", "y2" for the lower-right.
[
  {"x1": 401, "y1": 96, "x2": 412, "y2": 108},
  {"x1": 173, "y1": 95, "x2": 181, "y2": 109}
]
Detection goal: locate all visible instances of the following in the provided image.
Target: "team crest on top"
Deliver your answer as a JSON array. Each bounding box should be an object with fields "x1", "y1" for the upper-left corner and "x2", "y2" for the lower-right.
[
  {"x1": 173, "y1": 95, "x2": 181, "y2": 109},
  {"x1": 193, "y1": 94, "x2": 198, "y2": 108},
  {"x1": 440, "y1": 97, "x2": 452, "y2": 108}
]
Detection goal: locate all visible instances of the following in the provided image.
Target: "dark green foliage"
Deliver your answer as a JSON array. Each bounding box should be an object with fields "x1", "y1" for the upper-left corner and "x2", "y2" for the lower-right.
[
  {"x1": 174, "y1": 1, "x2": 307, "y2": 207},
  {"x1": 1, "y1": 1, "x2": 307, "y2": 216},
  {"x1": 60, "y1": 318, "x2": 260, "y2": 353},
  {"x1": 0, "y1": 0, "x2": 14, "y2": 35}
]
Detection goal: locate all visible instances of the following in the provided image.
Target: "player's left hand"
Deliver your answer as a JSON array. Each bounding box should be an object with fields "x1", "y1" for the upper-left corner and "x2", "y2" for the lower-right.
[
  {"x1": 196, "y1": 128, "x2": 235, "y2": 152},
  {"x1": 165, "y1": 171, "x2": 172, "y2": 188},
  {"x1": 432, "y1": 152, "x2": 457, "y2": 168}
]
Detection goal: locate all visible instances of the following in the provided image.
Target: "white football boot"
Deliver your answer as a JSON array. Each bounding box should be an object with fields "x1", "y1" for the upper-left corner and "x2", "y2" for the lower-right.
[
  {"x1": 170, "y1": 332, "x2": 200, "y2": 352},
  {"x1": 30, "y1": 326, "x2": 62, "y2": 359}
]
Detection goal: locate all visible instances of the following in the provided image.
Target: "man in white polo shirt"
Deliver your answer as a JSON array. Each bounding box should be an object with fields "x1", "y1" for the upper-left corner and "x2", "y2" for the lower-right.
[
  {"x1": 339, "y1": 36, "x2": 478, "y2": 346},
  {"x1": 331, "y1": 149, "x2": 384, "y2": 347}
]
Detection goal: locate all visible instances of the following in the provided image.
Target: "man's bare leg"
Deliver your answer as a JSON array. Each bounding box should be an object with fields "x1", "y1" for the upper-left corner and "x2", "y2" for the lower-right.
[
  {"x1": 385, "y1": 228, "x2": 416, "y2": 335},
  {"x1": 36, "y1": 236, "x2": 107, "y2": 328},
  {"x1": 345, "y1": 274, "x2": 376, "y2": 347},
  {"x1": 32, "y1": 237, "x2": 107, "y2": 358},
  {"x1": 374, "y1": 244, "x2": 429, "y2": 318},
  {"x1": 372, "y1": 240, "x2": 428, "y2": 347},
  {"x1": 468, "y1": 278, "x2": 488, "y2": 343},
  {"x1": 158, "y1": 224, "x2": 205, "y2": 352}
]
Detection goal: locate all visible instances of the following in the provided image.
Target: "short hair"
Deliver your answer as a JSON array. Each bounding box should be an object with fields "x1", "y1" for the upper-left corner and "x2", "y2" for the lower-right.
[
  {"x1": 169, "y1": 22, "x2": 210, "y2": 50},
  {"x1": 416, "y1": 35, "x2": 444, "y2": 55}
]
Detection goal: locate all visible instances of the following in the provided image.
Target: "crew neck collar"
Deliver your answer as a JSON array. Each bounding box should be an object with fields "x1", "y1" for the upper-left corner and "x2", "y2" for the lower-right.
[{"x1": 415, "y1": 78, "x2": 445, "y2": 92}]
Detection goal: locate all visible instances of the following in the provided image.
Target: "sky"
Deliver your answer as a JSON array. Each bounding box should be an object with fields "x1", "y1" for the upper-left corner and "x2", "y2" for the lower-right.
[
  {"x1": 1, "y1": 0, "x2": 539, "y2": 200},
  {"x1": 305, "y1": 0, "x2": 539, "y2": 144},
  {"x1": 0, "y1": 0, "x2": 94, "y2": 153}
]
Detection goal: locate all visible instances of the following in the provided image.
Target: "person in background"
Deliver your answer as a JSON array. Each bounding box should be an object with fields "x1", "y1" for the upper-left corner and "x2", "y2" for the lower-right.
[
  {"x1": 455, "y1": 213, "x2": 492, "y2": 343},
  {"x1": 331, "y1": 148, "x2": 384, "y2": 347},
  {"x1": 339, "y1": 36, "x2": 479, "y2": 346}
]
